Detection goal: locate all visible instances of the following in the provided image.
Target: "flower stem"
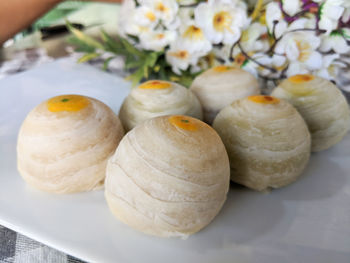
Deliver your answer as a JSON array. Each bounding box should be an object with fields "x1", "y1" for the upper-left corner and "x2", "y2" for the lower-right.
[
  {"x1": 251, "y1": 0, "x2": 264, "y2": 21},
  {"x1": 237, "y1": 42, "x2": 277, "y2": 73}
]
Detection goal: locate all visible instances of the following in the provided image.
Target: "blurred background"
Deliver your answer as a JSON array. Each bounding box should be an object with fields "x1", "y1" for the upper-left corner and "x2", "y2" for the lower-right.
[{"x1": 0, "y1": 1, "x2": 119, "y2": 60}]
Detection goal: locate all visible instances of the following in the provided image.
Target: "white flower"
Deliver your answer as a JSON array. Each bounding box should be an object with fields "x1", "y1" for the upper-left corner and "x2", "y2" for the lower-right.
[
  {"x1": 179, "y1": 21, "x2": 212, "y2": 54},
  {"x1": 282, "y1": 0, "x2": 302, "y2": 17},
  {"x1": 240, "y1": 53, "x2": 276, "y2": 78},
  {"x1": 275, "y1": 31, "x2": 323, "y2": 76},
  {"x1": 210, "y1": 44, "x2": 231, "y2": 64},
  {"x1": 245, "y1": 0, "x2": 274, "y2": 8},
  {"x1": 166, "y1": 41, "x2": 202, "y2": 74},
  {"x1": 319, "y1": 0, "x2": 345, "y2": 34},
  {"x1": 194, "y1": 0, "x2": 249, "y2": 45},
  {"x1": 342, "y1": 2, "x2": 350, "y2": 23},
  {"x1": 177, "y1": 7, "x2": 195, "y2": 24},
  {"x1": 133, "y1": 6, "x2": 159, "y2": 29},
  {"x1": 177, "y1": 0, "x2": 197, "y2": 4},
  {"x1": 316, "y1": 54, "x2": 347, "y2": 80},
  {"x1": 265, "y1": 2, "x2": 287, "y2": 38},
  {"x1": 139, "y1": 30, "x2": 177, "y2": 51},
  {"x1": 320, "y1": 31, "x2": 350, "y2": 54},
  {"x1": 342, "y1": 28, "x2": 350, "y2": 41},
  {"x1": 118, "y1": 0, "x2": 158, "y2": 37},
  {"x1": 240, "y1": 22, "x2": 268, "y2": 53},
  {"x1": 118, "y1": 0, "x2": 138, "y2": 36},
  {"x1": 139, "y1": 0, "x2": 179, "y2": 28}
]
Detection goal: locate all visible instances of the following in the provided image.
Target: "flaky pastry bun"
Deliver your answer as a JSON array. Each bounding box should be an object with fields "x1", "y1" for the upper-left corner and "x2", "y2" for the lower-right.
[
  {"x1": 17, "y1": 94, "x2": 124, "y2": 194},
  {"x1": 213, "y1": 95, "x2": 311, "y2": 191},
  {"x1": 271, "y1": 74, "x2": 350, "y2": 152},
  {"x1": 190, "y1": 65, "x2": 260, "y2": 124},
  {"x1": 119, "y1": 80, "x2": 203, "y2": 131},
  {"x1": 105, "y1": 115, "x2": 230, "y2": 238}
]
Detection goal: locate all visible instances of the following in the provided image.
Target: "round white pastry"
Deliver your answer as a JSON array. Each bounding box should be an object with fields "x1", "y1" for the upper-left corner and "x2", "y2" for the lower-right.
[
  {"x1": 213, "y1": 95, "x2": 311, "y2": 191},
  {"x1": 105, "y1": 115, "x2": 230, "y2": 238},
  {"x1": 190, "y1": 65, "x2": 260, "y2": 124},
  {"x1": 271, "y1": 74, "x2": 350, "y2": 152},
  {"x1": 119, "y1": 80, "x2": 203, "y2": 131},
  {"x1": 17, "y1": 95, "x2": 125, "y2": 194}
]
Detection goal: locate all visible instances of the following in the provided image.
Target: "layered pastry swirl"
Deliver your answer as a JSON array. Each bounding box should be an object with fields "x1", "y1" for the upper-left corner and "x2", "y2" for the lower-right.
[
  {"x1": 190, "y1": 66, "x2": 260, "y2": 124},
  {"x1": 17, "y1": 95, "x2": 124, "y2": 194},
  {"x1": 105, "y1": 115, "x2": 230, "y2": 238},
  {"x1": 213, "y1": 95, "x2": 311, "y2": 191},
  {"x1": 271, "y1": 74, "x2": 350, "y2": 152},
  {"x1": 119, "y1": 80, "x2": 203, "y2": 131}
]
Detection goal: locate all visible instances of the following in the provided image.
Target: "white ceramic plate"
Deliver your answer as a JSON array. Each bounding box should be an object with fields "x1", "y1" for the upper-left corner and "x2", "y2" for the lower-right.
[{"x1": 1, "y1": 59, "x2": 350, "y2": 263}]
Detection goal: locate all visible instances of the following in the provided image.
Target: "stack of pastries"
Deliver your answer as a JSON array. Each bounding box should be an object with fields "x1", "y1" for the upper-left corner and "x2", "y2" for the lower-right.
[{"x1": 17, "y1": 69, "x2": 349, "y2": 237}]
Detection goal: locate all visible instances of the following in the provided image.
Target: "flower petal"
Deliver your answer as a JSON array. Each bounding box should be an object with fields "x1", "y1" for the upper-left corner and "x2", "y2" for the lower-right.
[{"x1": 305, "y1": 51, "x2": 323, "y2": 70}]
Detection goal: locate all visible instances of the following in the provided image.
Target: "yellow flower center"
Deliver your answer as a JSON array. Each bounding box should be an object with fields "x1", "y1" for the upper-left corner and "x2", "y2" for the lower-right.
[
  {"x1": 213, "y1": 11, "x2": 233, "y2": 32},
  {"x1": 296, "y1": 40, "x2": 312, "y2": 62},
  {"x1": 183, "y1": 25, "x2": 204, "y2": 40},
  {"x1": 146, "y1": 11, "x2": 156, "y2": 22},
  {"x1": 234, "y1": 53, "x2": 247, "y2": 67},
  {"x1": 169, "y1": 50, "x2": 189, "y2": 60},
  {"x1": 139, "y1": 80, "x2": 172, "y2": 90},
  {"x1": 259, "y1": 12, "x2": 267, "y2": 25},
  {"x1": 241, "y1": 30, "x2": 250, "y2": 42},
  {"x1": 156, "y1": 33, "x2": 165, "y2": 39},
  {"x1": 248, "y1": 95, "x2": 280, "y2": 104},
  {"x1": 213, "y1": 65, "x2": 235, "y2": 72},
  {"x1": 138, "y1": 26, "x2": 149, "y2": 33},
  {"x1": 156, "y1": 2, "x2": 168, "y2": 13},
  {"x1": 169, "y1": 115, "x2": 200, "y2": 131},
  {"x1": 47, "y1": 95, "x2": 90, "y2": 112},
  {"x1": 288, "y1": 74, "x2": 315, "y2": 83}
]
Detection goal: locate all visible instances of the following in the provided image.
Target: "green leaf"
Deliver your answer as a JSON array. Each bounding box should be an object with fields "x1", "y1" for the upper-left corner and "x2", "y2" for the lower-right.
[
  {"x1": 158, "y1": 65, "x2": 167, "y2": 80},
  {"x1": 127, "y1": 67, "x2": 146, "y2": 86},
  {"x1": 318, "y1": 3, "x2": 324, "y2": 18},
  {"x1": 120, "y1": 38, "x2": 145, "y2": 58},
  {"x1": 341, "y1": 29, "x2": 350, "y2": 39},
  {"x1": 78, "y1": 53, "x2": 100, "y2": 63},
  {"x1": 145, "y1": 52, "x2": 161, "y2": 67},
  {"x1": 66, "y1": 20, "x2": 104, "y2": 50},
  {"x1": 67, "y1": 36, "x2": 96, "y2": 53},
  {"x1": 100, "y1": 31, "x2": 125, "y2": 54},
  {"x1": 125, "y1": 60, "x2": 143, "y2": 70},
  {"x1": 103, "y1": 57, "x2": 115, "y2": 71}
]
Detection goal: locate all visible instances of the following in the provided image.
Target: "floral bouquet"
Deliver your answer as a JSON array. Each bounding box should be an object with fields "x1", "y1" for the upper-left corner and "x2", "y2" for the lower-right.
[{"x1": 68, "y1": 0, "x2": 350, "y2": 88}]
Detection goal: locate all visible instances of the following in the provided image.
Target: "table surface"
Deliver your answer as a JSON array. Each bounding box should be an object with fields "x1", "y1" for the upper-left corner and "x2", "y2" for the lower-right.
[
  {"x1": 1, "y1": 58, "x2": 350, "y2": 263},
  {"x1": 0, "y1": 225, "x2": 85, "y2": 263}
]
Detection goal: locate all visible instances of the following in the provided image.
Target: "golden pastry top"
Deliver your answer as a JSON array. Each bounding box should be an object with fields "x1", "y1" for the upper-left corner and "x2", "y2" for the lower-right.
[
  {"x1": 248, "y1": 95, "x2": 280, "y2": 104},
  {"x1": 139, "y1": 80, "x2": 172, "y2": 90},
  {"x1": 213, "y1": 65, "x2": 236, "y2": 73},
  {"x1": 47, "y1": 95, "x2": 90, "y2": 112},
  {"x1": 288, "y1": 74, "x2": 315, "y2": 84},
  {"x1": 169, "y1": 115, "x2": 200, "y2": 131}
]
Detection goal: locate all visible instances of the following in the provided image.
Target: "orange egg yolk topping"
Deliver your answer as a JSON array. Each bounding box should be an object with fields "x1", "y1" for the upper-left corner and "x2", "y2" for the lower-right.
[
  {"x1": 169, "y1": 115, "x2": 200, "y2": 131},
  {"x1": 213, "y1": 65, "x2": 235, "y2": 72},
  {"x1": 47, "y1": 95, "x2": 90, "y2": 112},
  {"x1": 288, "y1": 74, "x2": 315, "y2": 84},
  {"x1": 139, "y1": 80, "x2": 172, "y2": 90},
  {"x1": 248, "y1": 95, "x2": 280, "y2": 104}
]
